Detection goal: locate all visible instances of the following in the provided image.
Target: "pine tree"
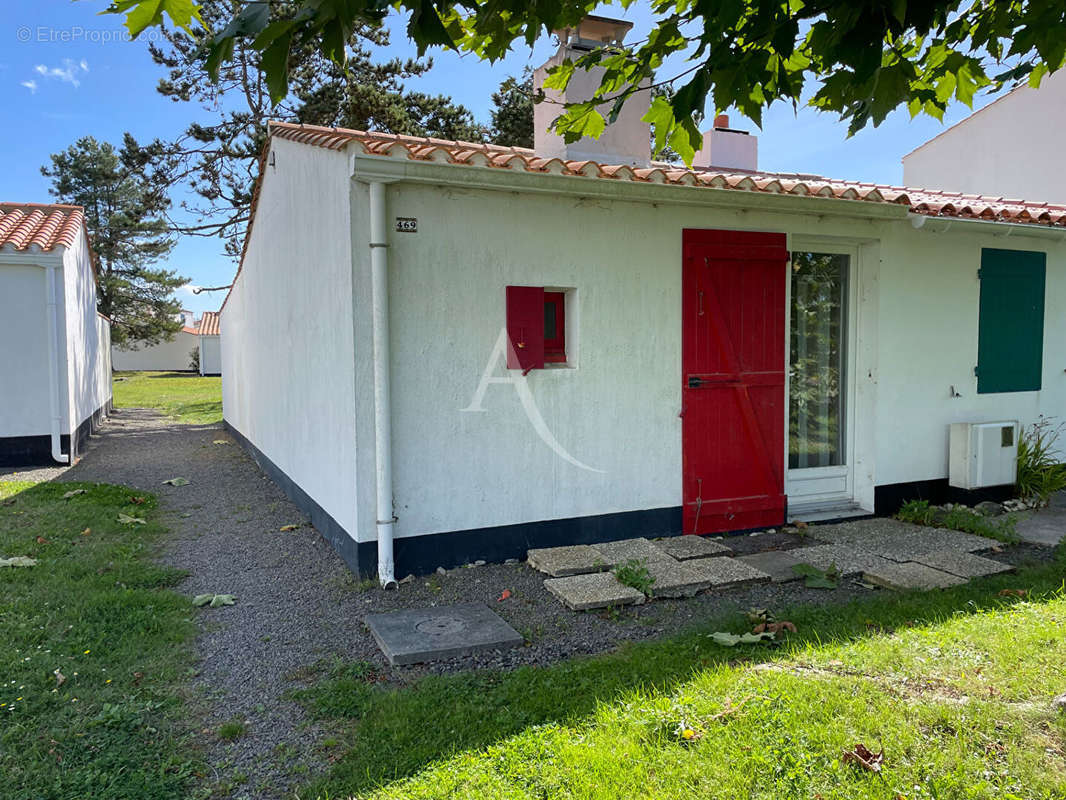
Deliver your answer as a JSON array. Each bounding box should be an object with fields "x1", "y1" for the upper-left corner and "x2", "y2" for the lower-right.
[
  {"x1": 490, "y1": 69, "x2": 535, "y2": 149},
  {"x1": 42, "y1": 135, "x2": 188, "y2": 348}
]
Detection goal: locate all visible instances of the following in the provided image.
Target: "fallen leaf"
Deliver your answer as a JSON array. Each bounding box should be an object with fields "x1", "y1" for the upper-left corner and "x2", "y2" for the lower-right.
[
  {"x1": 842, "y1": 743, "x2": 884, "y2": 773},
  {"x1": 161, "y1": 477, "x2": 190, "y2": 486},
  {"x1": 498, "y1": 589, "x2": 512, "y2": 602},
  {"x1": 80, "y1": 528, "x2": 91, "y2": 536},
  {"x1": 279, "y1": 524, "x2": 300, "y2": 532},
  {"x1": 709, "y1": 631, "x2": 777, "y2": 647},
  {"x1": 794, "y1": 520, "x2": 809, "y2": 530},
  {"x1": 62, "y1": 489, "x2": 86, "y2": 499},
  {"x1": 998, "y1": 588, "x2": 1027, "y2": 598},
  {"x1": 54, "y1": 669, "x2": 66, "y2": 687},
  {"x1": 754, "y1": 620, "x2": 797, "y2": 635},
  {"x1": 192, "y1": 593, "x2": 236, "y2": 608},
  {"x1": 0, "y1": 556, "x2": 38, "y2": 568},
  {"x1": 132, "y1": 672, "x2": 143, "y2": 686},
  {"x1": 212, "y1": 440, "x2": 229, "y2": 445},
  {"x1": 128, "y1": 496, "x2": 146, "y2": 505},
  {"x1": 117, "y1": 513, "x2": 146, "y2": 525},
  {"x1": 792, "y1": 562, "x2": 839, "y2": 589},
  {"x1": 36, "y1": 536, "x2": 49, "y2": 545}
]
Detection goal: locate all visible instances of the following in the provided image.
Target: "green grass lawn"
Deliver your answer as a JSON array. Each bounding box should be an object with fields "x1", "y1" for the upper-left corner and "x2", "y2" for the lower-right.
[
  {"x1": 297, "y1": 554, "x2": 1066, "y2": 800},
  {"x1": 0, "y1": 481, "x2": 199, "y2": 800},
  {"x1": 112, "y1": 371, "x2": 222, "y2": 424}
]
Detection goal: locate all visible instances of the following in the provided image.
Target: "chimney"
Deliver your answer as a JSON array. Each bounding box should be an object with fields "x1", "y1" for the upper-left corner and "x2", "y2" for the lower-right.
[
  {"x1": 533, "y1": 15, "x2": 651, "y2": 166},
  {"x1": 692, "y1": 114, "x2": 758, "y2": 172}
]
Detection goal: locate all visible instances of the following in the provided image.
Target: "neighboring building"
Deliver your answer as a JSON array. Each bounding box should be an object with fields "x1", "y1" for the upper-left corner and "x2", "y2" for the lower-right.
[
  {"x1": 222, "y1": 17, "x2": 1066, "y2": 582},
  {"x1": 112, "y1": 325, "x2": 200, "y2": 372},
  {"x1": 0, "y1": 203, "x2": 112, "y2": 466},
  {"x1": 903, "y1": 70, "x2": 1066, "y2": 202},
  {"x1": 197, "y1": 311, "x2": 221, "y2": 376}
]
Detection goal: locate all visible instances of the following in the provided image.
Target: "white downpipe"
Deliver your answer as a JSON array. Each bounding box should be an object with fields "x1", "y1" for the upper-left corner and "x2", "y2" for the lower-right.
[
  {"x1": 44, "y1": 264, "x2": 69, "y2": 465},
  {"x1": 368, "y1": 181, "x2": 397, "y2": 588}
]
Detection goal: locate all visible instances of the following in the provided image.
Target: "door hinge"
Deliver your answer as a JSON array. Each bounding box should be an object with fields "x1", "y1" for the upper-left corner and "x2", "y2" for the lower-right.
[
  {"x1": 977, "y1": 268, "x2": 982, "y2": 280},
  {"x1": 974, "y1": 365, "x2": 979, "y2": 376}
]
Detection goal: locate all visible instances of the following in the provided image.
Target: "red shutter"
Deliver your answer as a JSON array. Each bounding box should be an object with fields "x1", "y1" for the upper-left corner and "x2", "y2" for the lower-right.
[{"x1": 506, "y1": 286, "x2": 545, "y2": 370}]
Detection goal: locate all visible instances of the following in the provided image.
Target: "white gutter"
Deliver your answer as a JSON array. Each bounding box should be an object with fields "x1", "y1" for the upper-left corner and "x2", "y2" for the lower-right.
[
  {"x1": 908, "y1": 211, "x2": 1066, "y2": 241},
  {"x1": 44, "y1": 264, "x2": 69, "y2": 464},
  {"x1": 368, "y1": 180, "x2": 398, "y2": 589}
]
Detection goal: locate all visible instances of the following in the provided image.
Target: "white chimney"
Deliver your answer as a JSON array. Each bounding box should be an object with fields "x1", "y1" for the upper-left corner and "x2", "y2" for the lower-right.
[
  {"x1": 693, "y1": 114, "x2": 758, "y2": 172},
  {"x1": 533, "y1": 15, "x2": 651, "y2": 167}
]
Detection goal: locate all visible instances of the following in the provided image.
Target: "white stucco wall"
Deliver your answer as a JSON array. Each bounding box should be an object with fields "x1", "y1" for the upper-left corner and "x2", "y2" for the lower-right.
[
  {"x1": 112, "y1": 330, "x2": 199, "y2": 372},
  {"x1": 357, "y1": 178, "x2": 1066, "y2": 543},
  {"x1": 0, "y1": 259, "x2": 52, "y2": 436},
  {"x1": 902, "y1": 71, "x2": 1066, "y2": 203},
  {"x1": 222, "y1": 136, "x2": 359, "y2": 538},
  {"x1": 63, "y1": 229, "x2": 111, "y2": 430},
  {"x1": 199, "y1": 334, "x2": 221, "y2": 375}
]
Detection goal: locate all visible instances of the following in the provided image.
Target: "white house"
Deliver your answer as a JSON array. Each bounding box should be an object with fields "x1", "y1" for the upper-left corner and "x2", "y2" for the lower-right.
[
  {"x1": 222, "y1": 17, "x2": 1066, "y2": 583},
  {"x1": 0, "y1": 203, "x2": 112, "y2": 466},
  {"x1": 197, "y1": 311, "x2": 222, "y2": 376},
  {"x1": 112, "y1": 323, "x2": 200, "y2": 372},
  {"x1": 903, "y1": 69, "x2": 1066, "y2": 202}
]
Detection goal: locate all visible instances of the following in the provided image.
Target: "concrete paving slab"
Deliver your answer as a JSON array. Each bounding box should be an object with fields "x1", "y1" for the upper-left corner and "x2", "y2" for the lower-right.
[
  {"x1": 590, "y1": 538, "x2": 672, "y2": 568},
  {"x1": 736, "y1": 550, "x2": 808, "y2": 583},
  {"x1": 544, "y1": 572, "x2": 646, "y2": 611},
  {"x1": 910, "y1": 550, "x2": 1014, "y2": 579},
  {"x1": 685, "y1": 556, "x2": 772, "y2": 590},
  {"x1": 789, "y1": 544, "x2": 895, "y2": 576},
  {"x1": 1015, "y1": 510, "x2": 1066, "y2": 547},
  {"x1": 862, "y1": 562, "x2": 968, "y2": 591},
  {"x1": 641, "y1": 559, "x2": 717, "y2": 598},
  {"x1": 527, "y1": 544, "x2": 606, "y2": 577},
  {"x1": 655, "y1": 535, "x2": 733, "y2": 560},
  {"x1": 365, "y1": 603, "x2": 524, "y2": 666}
]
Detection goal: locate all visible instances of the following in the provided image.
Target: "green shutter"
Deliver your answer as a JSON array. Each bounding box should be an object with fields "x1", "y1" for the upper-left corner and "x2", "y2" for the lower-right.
[{"x1": 977, "y1": 248, "x2": 1046, "y2": 394}]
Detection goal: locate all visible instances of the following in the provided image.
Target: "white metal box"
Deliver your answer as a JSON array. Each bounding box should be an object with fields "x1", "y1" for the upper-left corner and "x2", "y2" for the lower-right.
[{"x1": 948, "y1": 421, "x2": 1019, "y2": 490}]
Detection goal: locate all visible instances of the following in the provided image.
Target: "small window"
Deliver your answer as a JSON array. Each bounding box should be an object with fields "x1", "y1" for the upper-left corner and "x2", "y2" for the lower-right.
[
  {"x1": 505, "y1": 286, "x2": 569, "y2": 370},
  {"x1": 977, "y1": 248, "x2": 1046, "y2": 394}
]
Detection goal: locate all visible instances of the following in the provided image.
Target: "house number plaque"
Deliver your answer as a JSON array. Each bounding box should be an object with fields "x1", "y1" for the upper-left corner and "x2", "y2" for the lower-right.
[{"x1": 395, "y1": 217, "x2": 418, "y2": 233}]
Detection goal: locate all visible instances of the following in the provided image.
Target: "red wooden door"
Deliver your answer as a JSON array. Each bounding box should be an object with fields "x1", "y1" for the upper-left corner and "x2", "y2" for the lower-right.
[{"x1": 682, "y1": 229, "x2": 787, "y2": 534}]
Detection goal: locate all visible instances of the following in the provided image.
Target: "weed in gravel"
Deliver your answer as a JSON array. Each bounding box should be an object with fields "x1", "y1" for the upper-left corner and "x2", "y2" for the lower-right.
[
  {"x1": 613, "y1": 559, "x2": 655, "y2": 595},
  {"x1": 218, "y1": 719, "x2": 246, "y2": 740},
  {"x1": 897, "y1": 499, "x2": 1018, "y2": 544}
]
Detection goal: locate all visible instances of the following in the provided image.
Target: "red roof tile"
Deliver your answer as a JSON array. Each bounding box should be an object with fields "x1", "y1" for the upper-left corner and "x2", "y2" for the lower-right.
[
  {"x1": 269, "y1": 121, "x2": 1066, "y2": 228},
  {"x1": 198, "y1": 311, "x2": 220, "y2": 336},
  {"x1": 0, "y1": 203, "x2": 86, "y2": 252}
]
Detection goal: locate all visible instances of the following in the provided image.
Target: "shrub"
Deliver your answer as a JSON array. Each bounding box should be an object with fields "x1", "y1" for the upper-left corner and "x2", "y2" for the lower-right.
[
  {"x1": 189, "y1": 347, "x2": 200, "y2": 372},
  {"x1": 1017, "y1": 417, "x2": 1066, "y2": 505}
]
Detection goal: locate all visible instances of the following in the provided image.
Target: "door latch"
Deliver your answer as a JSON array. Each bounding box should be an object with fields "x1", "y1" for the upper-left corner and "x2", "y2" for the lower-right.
[{"x1": 687, "y1": 376, "x2": 706, "y2": 388}]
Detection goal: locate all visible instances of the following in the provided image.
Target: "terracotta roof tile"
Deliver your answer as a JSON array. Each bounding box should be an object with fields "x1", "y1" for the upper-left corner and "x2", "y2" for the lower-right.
[
  {"x1": 198, "y1": 311, "x2": 220, "y2": 336},
  {"x1": 268, "y1": 121, "x2": 1066, "y2": 228},
  {"x1": 0, "y1": 203, "x2": 85, "y2": 252}
]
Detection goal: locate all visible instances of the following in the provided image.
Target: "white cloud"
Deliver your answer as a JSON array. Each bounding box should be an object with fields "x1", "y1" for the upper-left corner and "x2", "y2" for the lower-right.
[
  {"x1": 21, "y1": 80, "x2": 37, "y2": 93},
  {"x1": 32, "y1": 59, "x2": 89, "y2": 88}
]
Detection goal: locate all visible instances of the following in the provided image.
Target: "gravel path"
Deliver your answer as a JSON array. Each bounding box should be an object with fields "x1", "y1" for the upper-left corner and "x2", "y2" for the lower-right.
[{"x1": 1, "y1": 408, "x2": 1057, "y2": 799}]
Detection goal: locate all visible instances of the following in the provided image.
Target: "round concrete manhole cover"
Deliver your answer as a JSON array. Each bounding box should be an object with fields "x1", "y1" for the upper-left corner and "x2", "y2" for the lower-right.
[{"x1": 415, "y1": 616, "x2": 467, "y2": 636}]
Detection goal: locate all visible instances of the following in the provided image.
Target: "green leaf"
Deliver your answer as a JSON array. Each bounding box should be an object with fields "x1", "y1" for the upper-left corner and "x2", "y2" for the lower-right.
[
  {"x1": 0, "y1": 556, "x2": 38, "y2": 568},
  {"x1": 259, "y1": 31, "x2": 294, "y2": 105},
  {"x1": 709, "y1": 631, "x2": 777, "y2": 647},
  {"x1": 543, "y1": 61, "x2": 576, "y2": 92},
  {"x1": 792, "y1": 562, "x2": 839, "y2": 589},
  {"x1": 554, "y1": 103, "x2": 606, "y2": 144},
  {"x1": 193, "y1": 593, "x2": 237, "y2": 608}
]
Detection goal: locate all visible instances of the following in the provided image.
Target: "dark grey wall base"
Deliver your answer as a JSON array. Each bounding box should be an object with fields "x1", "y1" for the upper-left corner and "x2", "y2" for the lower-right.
[
  {"x1": 224, "y1": 421, "x2": 363, "y2": 573},
  {"x1": 0, "y1": 398, "x2": 112, "y2": 467},
  {"x1": 874, "y1": 478, "x2": 1014, "y2": 516},
  {"x1": 200, "y1": 373, "x2": 221, "y2": 377}
]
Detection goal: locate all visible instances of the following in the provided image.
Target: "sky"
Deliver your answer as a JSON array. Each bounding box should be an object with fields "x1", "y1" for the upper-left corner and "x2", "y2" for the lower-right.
[{"x1": 1, "y1": 2, "x2": 1003, "y2": 317}]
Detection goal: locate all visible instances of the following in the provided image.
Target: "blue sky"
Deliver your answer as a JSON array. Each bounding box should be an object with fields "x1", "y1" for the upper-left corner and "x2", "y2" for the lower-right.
[{"x1": 2, "y1": 2, "x2": 998, "y2": 316}]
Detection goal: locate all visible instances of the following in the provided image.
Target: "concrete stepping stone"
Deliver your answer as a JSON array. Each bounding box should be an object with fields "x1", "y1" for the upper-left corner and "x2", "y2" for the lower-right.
[
  {"x1": 527, "y1": 544, "x2": 606, "y2": 577},
  {"x1": 544, "y1": 572, "x2": 646, "y2": 611},
  {"x1": 790, "y1": 544, "x2": 895, "y2": 576},
  {"x1": 1014, "y1": 509, "x2": 1066, "y2": 546},
  {"x1": 365, "y1": 603, "x2": 524, "y2": 665},
  {"x1": 590, "y1": 538, "x2": 672, "y2": 568},
  {"x1": 911, "y1": 550, "x2": 1014, "y2": 579},
  {"x1": 736, "y1": 550, "x2": 808, "y2": 583},
  {"x1": 640, "y1": 559, "x2": 718, "y2": 598},
  {"x1": 655, "y1": 535, "x2": 733, "y2": 560},
  {"x1": 684, "y1": 556, "x2": 772, "y2": 590},
  {"x1": 862, "y1": 562, "x2": 968, "y2": 591}
]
